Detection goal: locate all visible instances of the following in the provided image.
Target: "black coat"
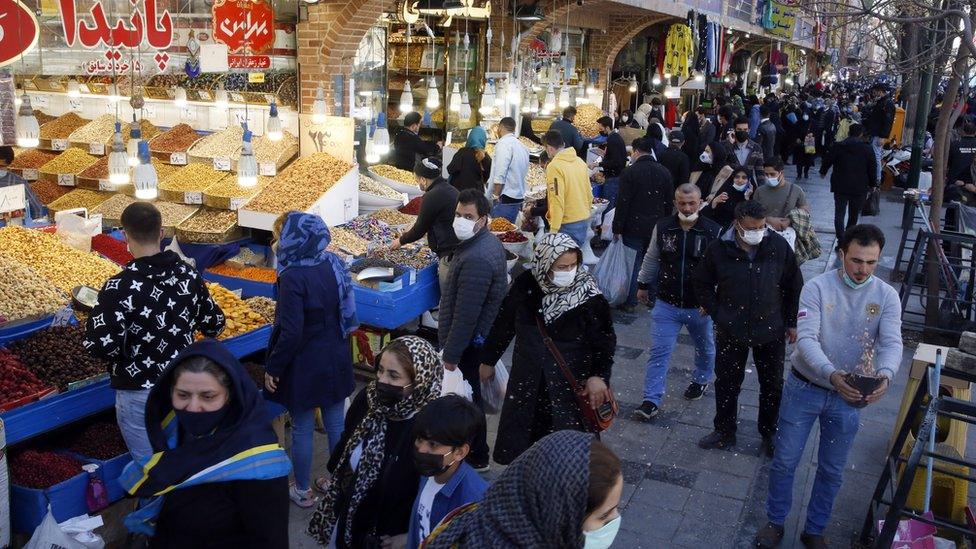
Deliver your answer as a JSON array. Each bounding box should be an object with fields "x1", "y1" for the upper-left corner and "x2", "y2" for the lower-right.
[
  {"x1": 447, "y1": 147, "x2": 491, "y2": 193},
  {"x1": 327, "y1": 388, "x2": 420, "y2": 548},
  {"x1": 393, "y1": 129, "x2": 440, "y2": 171},
  {"x1": 658, "y1": 147, "x2": 691, "y2": 186},
  {"x1": 598, "y1": 131, "x2": 628, "y2": 178},
  {"x1": 947, "y1": 136, "x2": 976, "y2": 185},
  {"x1": 398, "y1": 177, "x2": 459, "y2": 256},
  {"x1": 757, "y1": 120, "x2": 777, "y2": 160},
  {"x1": 700, "y1": 178, "x2": 750, "y2": 230},
  {"x1": 865, "y1": 97, "x2": 896, "y2": 139},
  {"x1": 820, "y1": 137, "x2": 878, "y2": 196},
  {"x1": 693, "y1": 230, "x2": 803, "y2": 346},
  {"x1": 698, "y1": 120, "x2": 717, "y2": 152},
  {"x1": 642, "y1": 214, "x2": 722, "y2": 309},
  {"x1": 611, "y1": 155, "x2": 674, "y2": 239},
  {"x1": 481, "y1": 272, "x2": 615, "y2": 465}
]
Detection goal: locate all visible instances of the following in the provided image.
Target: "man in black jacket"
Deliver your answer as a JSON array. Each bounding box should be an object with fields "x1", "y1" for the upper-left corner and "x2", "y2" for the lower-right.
[
  {"x1": 394, "y1": 156, "x2": 459, "y2": 289},
  {"x1": 757, "y1": 106, "x2": 778, "y2": 161},
  {"x1": 632, "y1": 184, "x2": 722, "y2": 420},
  {"x1": 439, "y1": 189, "x2": 508, "y2": 470},
  {"x1": 946, "y1": 122, "x2": 976, "y2": 202},
  {"x1": 820, "y1": 123, "x2": 877, "y2": 243},
  {"x1": 593, "y1": 116, "x2": 627, "y2": 208},
  {"x1": 85, "y1": 203, "x2": 225, "y2": 462},
  {"x1": 550, "y1": 106, "x2": 586, "y2": 159},
  {"x1": 864, "y1": 84, "x2": 895, "y2": 182},
  {"x1": 658, "y1": 130, "x2": 691, "y2": 185},
  {"x1": 693, "y1": 200, "x2": 803, "y2": 457},
  {"x1": 612, "y1": 137, "x2": 674, "y2": 310},
  {"x1": 393, "y1": 111, "x2": 441, "y2": 171}
]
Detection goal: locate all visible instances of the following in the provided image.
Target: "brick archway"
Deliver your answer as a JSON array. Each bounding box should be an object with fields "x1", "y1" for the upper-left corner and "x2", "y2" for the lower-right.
[{"x1": 597, "y1": 13, "x2": 672, "y2": 74}]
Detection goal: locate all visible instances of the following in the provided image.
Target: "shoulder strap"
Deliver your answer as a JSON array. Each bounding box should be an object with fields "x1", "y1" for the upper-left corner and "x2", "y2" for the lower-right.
[{"x1": 534, "y1": 315, "x2": 582, "y2": 392}]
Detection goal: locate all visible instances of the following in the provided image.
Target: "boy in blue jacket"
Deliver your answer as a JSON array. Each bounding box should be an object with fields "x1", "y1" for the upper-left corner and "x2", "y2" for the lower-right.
[{"x1": 407, "y1": 395, "x2": 488, "y2": 548}]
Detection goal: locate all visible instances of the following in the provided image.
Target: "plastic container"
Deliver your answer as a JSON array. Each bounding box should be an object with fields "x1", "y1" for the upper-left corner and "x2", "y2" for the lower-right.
[{"x1": 10, "y1": 471, "x2": 88, "y2": 533}]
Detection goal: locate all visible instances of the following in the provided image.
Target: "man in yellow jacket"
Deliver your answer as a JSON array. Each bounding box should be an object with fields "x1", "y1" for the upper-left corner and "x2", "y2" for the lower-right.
[{"x1": 542, "y1": 130, "x2": 594, "y2": 246}]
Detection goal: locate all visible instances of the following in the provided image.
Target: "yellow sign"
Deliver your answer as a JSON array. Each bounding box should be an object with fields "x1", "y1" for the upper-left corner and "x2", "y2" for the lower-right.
[
  {"x1": 248, "y1": 72, "x2": 265, "y2": 84},
  {"x1": 298, "y1": 114, "x2": 355, "y2": 164},
  {"x1": 767, "y1": 1, "x2": 797, "y2": 39}
]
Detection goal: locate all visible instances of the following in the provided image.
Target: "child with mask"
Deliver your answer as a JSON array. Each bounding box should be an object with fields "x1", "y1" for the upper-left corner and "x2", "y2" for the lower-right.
[{"x1": 407, "y1": 395, "x2": 488, "y2": 548}]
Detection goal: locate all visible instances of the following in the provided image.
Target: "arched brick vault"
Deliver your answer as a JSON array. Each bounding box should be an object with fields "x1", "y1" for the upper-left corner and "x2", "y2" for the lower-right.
[{"x1": 595, "y1": 13, "x2": 672, "y2": 78}]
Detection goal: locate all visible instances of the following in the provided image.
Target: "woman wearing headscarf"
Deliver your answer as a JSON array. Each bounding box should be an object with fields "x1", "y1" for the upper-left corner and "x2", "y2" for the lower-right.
[
  {"x1": 679, "y1": 109, "x2": 701, "y2": 163},
  {"x1": 118, "y1": 339, "x2": 291, "y2": 548},
  {"x1": 690, "y1": 141, "x2": 733, "y2": 199},
  {"x1": 265, "y1": 211, "x2": 357, "y2": 507},
  {"x1": 447, "y1": 126, "x2": 492, "y2": 193},
  {"x1": 423, "y1": 430, "x2": 624, "y2": 549},
  {"x1": 478, "y1": 233, "x2": 616, "y2": 465},
  {"x1": 701, "y1": 167, "x2": 753, "y2": 230},
  {"x1": 616, "y1": 109, "x2": 640, "y2": 129},
  {"x1": 307, "y1": 336, "x2": 444, "y2": 549}
]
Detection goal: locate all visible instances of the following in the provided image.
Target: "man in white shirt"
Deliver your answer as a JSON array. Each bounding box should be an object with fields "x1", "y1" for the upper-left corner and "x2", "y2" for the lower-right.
[{"x1": 488, "y1": 117, "x2": 530, "y2": 222}]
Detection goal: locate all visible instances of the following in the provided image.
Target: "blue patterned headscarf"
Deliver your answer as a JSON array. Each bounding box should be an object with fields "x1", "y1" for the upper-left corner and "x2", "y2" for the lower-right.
[
  {"x1": 466, "y1": 125, "x2": 487, "y2": 149},
  {"x1": 276, "y1": 212, "x2": 359, "y2": 337}
]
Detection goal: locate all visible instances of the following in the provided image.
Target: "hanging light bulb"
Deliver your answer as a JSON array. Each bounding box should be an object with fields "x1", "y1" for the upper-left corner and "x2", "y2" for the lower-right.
[
  {"x1": 586, "y1": 77, "x2": 596, "y2": 96},
  {"x1": 521, "y1": 89, "x2": 532, "y2": 113},
  {"x1": 108, "y1": 83, "x2": 122, "y2": 103},
  {"x1": 507, "y1": 79, "x2": 520, "y2": 106},
  {"x1": 67, "y1": 78, "x2": 81, "y2": 98},
  {"x1": 214, "y1": 85, "x2": 229, "y2": 110},
  {"x1": 542, "y1": 83, "x2": 556, "y2": 113},
  {"x1": 14, "y1": 95, "x2": 21, "y2": 107},
  {"x1": 494, "y1": 80, "x2": 506, "y2": 107},
  {"x1": 365, "y1": 137, "x2": 380, "y2": 164},
  {"x1": 694, "y1": 71, "x2": 705, "y2": 82},
  {"x1": 663, "y1": 71, "x2": 672, "y2": 79},
  {"x1": 575, "y1": 83, "x2": 588, "y2": 105},
  {"x1": 373, "y1": 112, "x2": 391, "y2": 155},
  {"x1": 529, "y1": 88, "x2": 539, "y2": 114},
  {"x1": 174, "y1": 86, "x2": 188, "y2": 107},
  {"x1": 449, "y1": 81, "x2": 462, "y2": 113},
  {"x1": 460, "y1": 91, "x2": 472, "y2": 122},
  {"x1": 237, "y1": 126, "x2": 258, "y2": 188},
  {"x1": 127, "y1": 121, "x2": 142, "y2": 167},
  {"x1": 426, "y1": 77, "x2": 440, "y2": 109},
  {"x1": 785, "y1": 76, "x2": 794, "y2": 85},
  {"x1": 133, "y1": 141, "x2": 158, "y2": 200},
  {"x1": 266, "y1": 102, "x2": 283, "y2": 142},
  {"x1": 651, "y1": 74, "x2": 662, "y2": 86},
  {"x1": 15, "y1": 95, "x2": 39, "y2": 148},
  {"x1": 312, "y1": 86, "x2": 328, "y2": 123},
  {"x1": 558, "y1": 85, "x2": 570, "y2": 108},
  {"x1": 479, "y1": 79, "x2": 495, "y2": 115},
  {"x1": 399, "y1": 80, "x2": 414, "y2": 113},
  {"x1": 628, "y1": 75, "x2": 638, "y2": 93},
  {"x1": 108, "y1": 122, "x2": 129, "y2": 185}
]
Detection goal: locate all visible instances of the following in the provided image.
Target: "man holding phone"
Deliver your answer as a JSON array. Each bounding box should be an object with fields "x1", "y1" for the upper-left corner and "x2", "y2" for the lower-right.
[{"x1": 754, "y1": 224, "x2": 903, "y2": 549}]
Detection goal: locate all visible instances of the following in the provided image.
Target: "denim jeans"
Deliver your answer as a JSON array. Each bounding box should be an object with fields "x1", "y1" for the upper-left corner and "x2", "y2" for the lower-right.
[
  {"x1": 602, "y1": 177, "x2": 620, "y2": 210},
  {"x1": 559, "y1": 220, "x2": 589, "y2": 247},
  {"x1": 115, "y1": 389, "x2": 153, "y2": 464},
  {"x1": 872, "y1": 136, "x2": 885, "y2": 182},
  {"x1": 766, "y1": 373, "x2": 861, "y2": 535},
  {"x1": 642, "y1": 300, "x2": 716, "y2": 404},
  {"x1": 291, "y1": 402, "x2": 345, "y2": 491},
  {"x1": 621, "y1": 235, "x2": 650, "y2": 307},
  {"x1": 491, "y1": 200, "x2": 522, "y2": 223}
]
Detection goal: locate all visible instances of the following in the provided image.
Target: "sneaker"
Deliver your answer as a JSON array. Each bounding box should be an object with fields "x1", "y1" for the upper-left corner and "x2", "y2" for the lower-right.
[
  {"x1": 698, "y1": 430, "x2": 736, "y2": 450},
  {"x1": 632, "y1": 401, "x2": 659, "y2": 421},
  {"x1": 800, "y1": 532, "x2": 829, "y2": 548},
  {"x1": 289, "y1": 485, "x2": 318, "y2": 508},
  {"x1": 684, "y1": 382, "x2": 708, "y2": 400},
  {"x1": 761, "y1": 436, "x2": 776, "y2": 459},
  {"x1": 753, "y1": 522, "x2": 785, "y2": 548}
]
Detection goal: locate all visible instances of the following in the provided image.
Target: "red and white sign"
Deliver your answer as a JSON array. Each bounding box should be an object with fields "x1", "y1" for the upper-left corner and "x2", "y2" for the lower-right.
[
  {"x1": 58, "y1": 0, "x2": 174, "y2": 70},
  {"x1": 0, "y1": 0, "x2": 39, "y2": 67},
  {"x1": 228, "y1": 54, "x2": 270, "y2": 69},
  {"x1": 212, "y1": 0, "x2": 274, "y2": 55}
]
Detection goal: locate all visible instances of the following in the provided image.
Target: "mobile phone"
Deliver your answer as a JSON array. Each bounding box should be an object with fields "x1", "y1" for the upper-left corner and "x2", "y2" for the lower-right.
[{"x1": 597, "y1": 401, "x2": 614, "y2": 420}]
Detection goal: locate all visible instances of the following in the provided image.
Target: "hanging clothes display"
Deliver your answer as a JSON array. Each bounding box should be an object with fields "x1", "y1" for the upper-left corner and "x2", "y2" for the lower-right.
[
  {"x1": 664, "y1": 23, "x2": 694, "y2": 78},
  {"x1": 730, "y1": 49, "x2": 751, "y2": 75},
  {"x1": 665, "y1": 100, "x2": 677, "y2": 129},
  {"x1": 706, "y1": 23, "x2": 718, "y2": 76},
  {"x1": 656, "y1": 36, "x2": 667, "y2": 77},
  {"x1": 695, "y1": 13, "x2": 708, "y2": 73}
]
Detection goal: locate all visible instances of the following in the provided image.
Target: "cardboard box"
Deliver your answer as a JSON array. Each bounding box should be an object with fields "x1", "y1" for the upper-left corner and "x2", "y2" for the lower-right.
[{"x1": 910, "y1": 343, "x2": 971, "y2": 390}]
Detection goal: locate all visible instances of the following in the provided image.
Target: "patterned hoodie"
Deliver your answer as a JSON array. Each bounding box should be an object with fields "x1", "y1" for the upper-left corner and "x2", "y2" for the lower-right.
[{"x1": 84, "y1": 250, "x2": 225, "y2": 390}]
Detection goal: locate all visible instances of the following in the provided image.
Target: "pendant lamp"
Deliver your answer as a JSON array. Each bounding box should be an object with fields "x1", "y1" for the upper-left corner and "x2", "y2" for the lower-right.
[
  {"x1": 133, "y1": 141, "x2": 158, "y2": 200},
  {"x1": 108, "y1": 122, "x2": 129, "y2": 185}
]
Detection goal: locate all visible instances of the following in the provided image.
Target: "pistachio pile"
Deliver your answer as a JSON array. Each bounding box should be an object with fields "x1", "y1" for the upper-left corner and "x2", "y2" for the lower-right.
[
  {"x1": 0, "y1": 255, "x2": 67, "y2": 324},
  {"x1": 0, "y1": 226, "x2": 120, "y2": 293},
  {"x1": 245, "y1": 153, "x2": 353, "y2": 214},
  {"x1": 187, "y1": 126, "x2": 244, "y2": 159}
]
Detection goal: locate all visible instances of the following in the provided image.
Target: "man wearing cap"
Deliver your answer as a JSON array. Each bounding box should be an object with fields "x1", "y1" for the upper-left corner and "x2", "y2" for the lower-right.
[
  {"x1": 864, "y1": 84, "x2": 895, "y2": 182},
  {"x1": 393, "y1": 111, "x2": 442, "y2": 171},
  {"x1": 657, "y1": 130, "x2": 691, "y2": 186}
]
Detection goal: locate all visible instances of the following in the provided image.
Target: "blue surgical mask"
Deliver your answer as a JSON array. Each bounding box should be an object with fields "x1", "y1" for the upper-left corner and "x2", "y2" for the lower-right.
[
  {"x1": 733, "y1": 182, "x2": 749, "y2": 192},
  {"x1": 843, "y1": 270, "x2": 873, "y2": 289},
  {"x1": 766, "y1": 177, "x2": 780, "y2": 187},
  {"x1": 584, "y1": 516, "x2": 621, "y2": 549}
]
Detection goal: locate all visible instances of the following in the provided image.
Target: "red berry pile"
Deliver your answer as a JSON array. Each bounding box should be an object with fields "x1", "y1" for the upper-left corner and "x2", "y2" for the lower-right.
[
  {"x1": 91, "y1": 234, "x2": 133, "y2": 265},
  {"x1": 10, "y1": 326, "x2": 108, "y2": 390},
  {"x1": 399, "y1": 196, "x2": 423, "y2": 216},
  {"x1": 0, "y1": 348, "x2": 49, "y2": 404},
  {"x1": 9, "y1": 450, "x2": 83, "y2": 489},
  {"x1": 499, "y1": 230, "x2": 528, "y2": 243},
  {"x1": 66, "y1": 421, "x2": 129, "y2": 460}
]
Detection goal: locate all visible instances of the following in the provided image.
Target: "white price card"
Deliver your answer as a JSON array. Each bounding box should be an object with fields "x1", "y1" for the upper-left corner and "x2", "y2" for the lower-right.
[
  {"x1": 32, "y1": 94, "x2": 48, "y2": 108},
  {"x1": 0, "y1": 183, "x2": 25, "y2": 214},
  {"x1": 184, "y1": 191, "x2": 203, "y2": 204},
  {"x1": 213, "y1": 157, "x2": 231, "y2": 171},
  {"x1": 197, "y1": 91, "x2": 213, "y2": 102},
  {"x1": 229, "y1": 108, "x2": 248, "y2": 126},
  {"x1": 142, "y1": 103, "x2": 157, "y2": 120},
  {"x1": 89, "y1": 142, "x2": 105, "y2": 155},
  {"x1": 229, "y1": 197, "x2": 246, "y2": 210},
  {"x1": 98, "y1": 179, "x2": 114, "y2": 191},
  {"x1": 259, "y1": 162, "x2": 276, "y2": 176},
  {"x1": 57, "y1": 173, "x2": 76, "y2": 187},
  {"x1": 22, "y1": 168, "x2": 38, "y2": 181},
  {"x1": 181, "y1": 106, "x2": 198, "y2": 122},
  {"x1": 170, "y1": 152, "x2": 187, "y2": 165},
  {"x1": 51, "y1": 139, "x2": 69, "y2": 151},
  {"x1": 68, "y1": 97, "x2": 82, "y2": 111}
]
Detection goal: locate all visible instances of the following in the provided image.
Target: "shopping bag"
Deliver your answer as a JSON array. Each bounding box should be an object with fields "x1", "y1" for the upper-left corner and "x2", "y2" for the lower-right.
[
  {"x1": 55, "y1": 209, "x2": 101, "y2": 253},
  {"x1": 441, "y1": 366, "x2": 473, "y2": 400},
  {"x1": 862, "y1": 188, "x2": 881, "y2": 216},
  {"x1": 600, "y1": 208, "x2": 616, "y2": 242},
  {"x1": 591, "y1": 238, "x2": 636, "y2": 307},
  {"x1": 25, "y1": 506, "x2": 104, "y2": 549},
  {"x1": 480, "y1": 360, "x2": 509, "y2": 414}
]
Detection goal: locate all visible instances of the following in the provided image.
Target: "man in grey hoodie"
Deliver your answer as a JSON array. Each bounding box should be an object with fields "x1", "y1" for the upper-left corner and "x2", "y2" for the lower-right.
[{"x1": 754, "y1": 224, "x2": 903, "y2": 549}]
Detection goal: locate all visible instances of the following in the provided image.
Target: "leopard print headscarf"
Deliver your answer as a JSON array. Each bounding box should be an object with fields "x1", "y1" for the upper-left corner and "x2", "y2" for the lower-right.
[{"x1": 532, "y1": 233, "x2": 602, "y2": 324}]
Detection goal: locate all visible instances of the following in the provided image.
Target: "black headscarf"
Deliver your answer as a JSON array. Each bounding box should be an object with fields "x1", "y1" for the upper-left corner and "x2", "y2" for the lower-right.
[{"x1": 680, "y1": 111, "x2": 701, "y2": 161}]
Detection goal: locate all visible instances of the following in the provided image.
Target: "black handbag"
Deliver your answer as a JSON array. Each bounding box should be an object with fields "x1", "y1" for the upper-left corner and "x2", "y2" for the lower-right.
[{"x1": 862, "y1": 188, "x2": 881, "y2": 216}]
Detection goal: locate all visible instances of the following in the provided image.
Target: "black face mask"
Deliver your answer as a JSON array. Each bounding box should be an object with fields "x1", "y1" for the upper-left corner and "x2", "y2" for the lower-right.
[
  {"x1": 175, "y1": 405, "x2": 229, "y2": 438},
  {"x1": 412, "y1": 446, "x2": 456, "y2": 477},
  {"x1": 375, "y1": 381, "x2": 411, "y2": 406},
  {"x1": 735, "y1": 130, "x2": 749, "y2": 143}
]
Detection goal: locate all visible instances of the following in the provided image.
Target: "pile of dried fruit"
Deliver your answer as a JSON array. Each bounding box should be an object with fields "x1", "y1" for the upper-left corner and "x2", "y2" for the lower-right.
[
  {"x1": 518, "y1": 136, "x2": 542, "y2": 150},
  {"x1": 499, "y1": 230, "x2": 528, "y2": 243},
  {"x1": 245, "y1": 153, "x2": 353, "y2": 214},
  {"x1": 359, "y1": 175, "x2": 403, "y2": 199},
  {"x1": 208, "y1": 263, "x2": 277, "y2": 283},
  {"x1": 0, "y1": 348, "x2": 50, "y2": 403},
  {"x1": 47, "y1": 189, "x2": 112, "y2": 214},
  {"x1": 205, "y1": 284, "x2": 268, "y2": 338},
  {"x1": 38, "y1": 148, "x2": 99, "y2": 175},
  {"x1": 400, "y1": 196, "x2": 423, "y2": 215},
  {"x1": 10, "y1": 325, "x2": 109, "y2": 390},
  {"x1": 176, "y1": 209, "x2": 239, "y2": 242},
  {"x1": 10, "y1": 149, "x2": 56, "y2": 171},
  {"x1": 245, "y1": 296, "x2": 277, "y2": 323},
  {"x1": 30, "y1": 180, "x2": 71, "y2": 204},
  {"x1": 91, "y1": 233, "x2": 133, "y2": 265},
  {"x1": 371, "y1": 164, "x2": 418, "y2": 185},
  {"x1": 9, "y1": 450, "x2": 83, "y2": 489},
  {"x1": 330, "y1": 227, "x2": 368, "y2": 256},
  {"x1": 369, "y1": 208, "x2": 417, "y2": 227},
  {"x1": 187, "y1": 126, "x2": 244, "y2": 160},
  {"x1": 526, "y1": 162, "x2": 546, "y2": 187},
  {"x1": 65, "y1": 421, "x2": 129, "y2": 459},
  {"x1": 573, "y1": 104, "x2": 604, "y2": 138},
  {"x1": 490, "y1": 217, "x2": 517, "y2": 232},
  {"x1": 40, "y1": 113, "x2": 90, "y2": 140},
  {"x1": 0, "y1": 255, "x2": 67, "y2": 323},
  {"x1": 149, "y1": 123, "x2": 201, "y2": 154},
  {"x1": 159, "y1": 163, "x2": 228, "y2": 192},
  {"x1": 0, "y1": 226, "x2": 120, "y2": 292}
]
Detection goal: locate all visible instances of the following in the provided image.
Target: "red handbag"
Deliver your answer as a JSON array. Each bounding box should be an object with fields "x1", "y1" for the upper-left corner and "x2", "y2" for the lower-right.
[{"x1": 535, "y1": 316, "x2": 618, "y2": 432}]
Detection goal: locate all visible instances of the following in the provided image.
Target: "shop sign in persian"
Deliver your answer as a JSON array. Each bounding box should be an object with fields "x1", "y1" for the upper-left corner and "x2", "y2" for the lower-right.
[
  {"x1": 212, "y1": 0, "x2": 274, "y2": 70},
  {"x1": 0, "y1": 0, "x2": 39, "y2": 67},
  {"x1": 766, "y1": 1, "x2": 798, "y2": 39},
  {"x1": 298, "y1": 114, "x2": 354, "y2": 164},
  {"x1": 228, "y1": 55, "x2": 270, "y2": 69},
  {"x1": 57, "y1": 0, "x2": 174, "y2": 70}
]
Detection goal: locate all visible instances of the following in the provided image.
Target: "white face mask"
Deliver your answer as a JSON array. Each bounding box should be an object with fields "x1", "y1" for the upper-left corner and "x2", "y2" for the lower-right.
[
  {"x1": 802, "y1": 114, "x2": 810, "y2": 121},
  {"x1": 453, "y1": 216, "x2": 478, "y2": 241},
  {"x1": 678, "y1": 211, "x2": 699, "y2": 223},
  {"x1": 733, "y1": 181, "x2": 749, "y2": 192},
  {"x1": 699, "y1": 152, "x2": 712, "y2": 164},
  {"x1": 551, "y1": 267, "x2": 577, "y2": 287},
  {"x1": 621, "y1": 115, "x2": 629, "y2": 122},
  {"x1": 738, "y1": 224, "x2": 766, "y2": 246},
  {"x1": 765, "y1": 176, "x2": 780, "y2": 187},
  {"x1": 584, "y1": 516, "x2": 621, "y2": 549}
]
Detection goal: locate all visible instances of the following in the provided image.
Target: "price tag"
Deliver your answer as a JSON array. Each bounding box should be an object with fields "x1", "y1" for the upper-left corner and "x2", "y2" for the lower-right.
[
  {"x1": 248, "y1": 72, "x2": 265, "y2": 84},
  {"x1": 231, "y1": 288, "x2": 243, "y2": 298},
  {"x1": 142, "y1": 103, "x2": 157, "y2": 120},
  {"x1": 229, "y1": 197, "x2": 246, "y2": 210},
  {"x1": 89, "y1": 142, "x2": 105, "y2": 155},
  {"x1": 213, "y1": 157, "x2": 231, "y2": 171},
  {"x1": 68, "y1": 97, "x2": 82, "y2": 111},
  {"x1": 229, "y1": 109, "x2": 248, "y2": 126},
  {"x1": 197, "y1": 91, "x2": 213, "y2": 102},
  {"x1": 0, "y1": 184, "x2": 25, "y2": 214},
  {"x1": 170, "y1": 152, "x2": 187, "y2": 165},
  {"x1": 181, "y1": 106, "x2": 197, "y2": 122},
  {"x1": 51, "y1": 305, "x2": 74, "y2": 327},
  {"x1": 57, "y1": 173, "x2": 76, "y2": 187},
  {"x1": 259, "y1": 162, "x2": 276, "y2": 176},
  {"x1": 184, "y1": 191, "x2": 202, "y2": 204},
  {"x1": 78, "y1": 84, "x2": 91, "y2": 94},
  {"x1": 51, "y1": 139, "x2": 68, "y2": 151},
  {"x1": 98, "y1": 179, "x2": 113, "y2": 191},
  {"x1": 32, "y1": 94, "x2": 48, "y2": 108},
  {"x1": 230, "y1": 92, "x2": 245, "y2": 103},
  {"x1": 22, "y1": 168, "x2": 38, "y2": 181}
]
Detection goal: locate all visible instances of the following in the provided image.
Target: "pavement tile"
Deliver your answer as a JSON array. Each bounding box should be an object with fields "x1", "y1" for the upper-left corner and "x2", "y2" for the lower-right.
[
  {"x1": 644, "y1": 463, "x2": 699, "y2": 489},
  {"x1": 694, "y1": 468, "x2": 756, "y2": 500},
  {"x1": 628, "y1": 479, "x2": 693, "y2": 512},
  {"x1": 616, "y1": 344, "x2": 645, "y2": 360}
]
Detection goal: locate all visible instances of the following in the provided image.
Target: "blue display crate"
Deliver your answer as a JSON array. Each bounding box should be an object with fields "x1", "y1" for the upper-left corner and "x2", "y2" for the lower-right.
[
  {"x1": 354, "y1": 264, "x2": 440, "y2": 329},
  {"x1": 10, "y1": 471, "x2": 89, "y2": 533},
  {"x1": 203, "y1": 271, "x2": 276, "y2": 298},
  {"x1": 0, "y1": 315, "x2": 55, "y2": 347}
]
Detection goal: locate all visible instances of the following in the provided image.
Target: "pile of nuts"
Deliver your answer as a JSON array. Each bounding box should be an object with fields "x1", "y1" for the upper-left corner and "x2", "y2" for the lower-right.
[
  {"x1": 0, "y1": 226, "x2": 120, "y2": 292},
  {"x1": 573, "y1": 104, "x2": 604, "y2": 138},
  {"x1": 244, "y1": 296, "x2": 277, "y2": 323},
  {"x1": 205, "y1": 283, "x2": 268, "y2": 339},
  {"x1": 369, "y1": 208, "x2": 417, "y2": 227},
  {"x1": 119, "y1": 119, "x2": 160, "y2": 143},
  {"x1": 30, "y1": 180, "x2": 71, "y2": 205},
  {"x1": 38, "y1": 148, "x2": 99, "y2": 175},
  {"x1": 152, "y1": 201, "x2": 199, "y2": 229},
  {"x1": 159, "y1": 163, "x2": 228, "y2": 192},
  {"x1": 330, "y1": 227, "x2": 369, "y2": 256},
  {"x1": 359, "y1": 175, "x2": 404, "y2": 200},
  {"x1": 246, "y1": 153, "x2": 352, "y2": 214},
  {"x1": 187, "y1": 126, "x2": 244, "y2": 159},
  {"x1": 0, "y1": 255, "x2": 67, "y2": 323},
  {"x1": 149, "y1": 123, "x2": 201, "y2": 153},
  {"x1": 47, "y1": 189, "x2": 112, "y2": 214},
  {"x1": 526, "y1": 162, "x2": 546, "y2": 188},
  {"x1": 518, "y1": 136, "x2": 542, "y2": 150},
  {"x1": 369, "y1": 245, "x2": 437, "y2": 270},
  {"x1": 39, "y1": 113, "x2": 90, "y2": 139},
  {"x1": 176, "y1": 209, "x2": 238, "y2": 240},
  {"x1": 233, "y1": 132, "x2": 298, "y2": 163},
  {"x1": 371, "y1": 164, "x2": 418, "y2": 185},
  {"x1": 10, "y1": 149, "x2": 56, "y2": 170},
  {"x1": 69, "y1": 114, "x2": 158, "y2": 145},
  {"x1": 203, "y1": 176, "x2": 269, "y2": 205},
  {"x1": 92, "y1": 194, "x2": 137, "y2": 220},
  {"x1": 10, "y1": 325, "x2": 109, "y2": 390}
]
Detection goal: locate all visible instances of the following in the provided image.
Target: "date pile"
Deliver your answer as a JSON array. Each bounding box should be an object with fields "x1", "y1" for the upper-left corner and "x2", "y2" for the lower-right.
[
  {"x1": 10, "y1": 450, "x2": 84, "y2": 489},
  {"x1": 0, "y1": 348, "x2": 49, "y2": 402},
  {"x1": 66, "y1": 421, "x2": 129, "y2": 460},
  {"x1": 10, "y1": 325, "x2": 109, "y2": 390}
]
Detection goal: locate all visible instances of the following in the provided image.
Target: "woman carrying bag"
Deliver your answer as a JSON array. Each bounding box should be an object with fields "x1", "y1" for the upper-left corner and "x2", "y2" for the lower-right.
[{"x1": 447, "y1": 126, "x2": 492, "y2": 194}]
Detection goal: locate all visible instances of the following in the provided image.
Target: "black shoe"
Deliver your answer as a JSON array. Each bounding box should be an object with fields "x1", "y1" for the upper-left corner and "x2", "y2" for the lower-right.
[
  {"x1": 753, "y1": 522, "x2": 784, "y2": 548},
  {"x1": 684, "y1": 382, "x2": 708, "y2": 400},
  {"x1": 698, "y1": 430, "x2": 736, "y2": 450},
  {"x1": 632, "y1": 401, "x2": 659, "y2": 421},
  {"x1": 761, "y1": 436, "x2": 775, "y2": 458},
  {"x1": 800, "y1": 532, "x2": 829, "y2": 549},
  {"x1": 468, "y1": 460, "x2": 490, "y2": 473}
]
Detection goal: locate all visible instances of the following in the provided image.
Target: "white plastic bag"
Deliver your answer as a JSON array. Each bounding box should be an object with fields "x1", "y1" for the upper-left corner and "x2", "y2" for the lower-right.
[
  {"x1": 441, "y1": 365, "x2": 473, "y2": 400},
  {"x1": 600, "y1": 208, "x2": 615, "y2": 242},
  {"x1": 591, "y1": 238, "x2": 636, "y2": 307},
  {"x1": 55, "y1": 209, "x2": 101, "y2": 253},
  {"x1": 480, "y1": 360, "x2": 509, "y2": 414},
  {"x1": 25, "y1": 507, "x2": 104, "y2": 549}
]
